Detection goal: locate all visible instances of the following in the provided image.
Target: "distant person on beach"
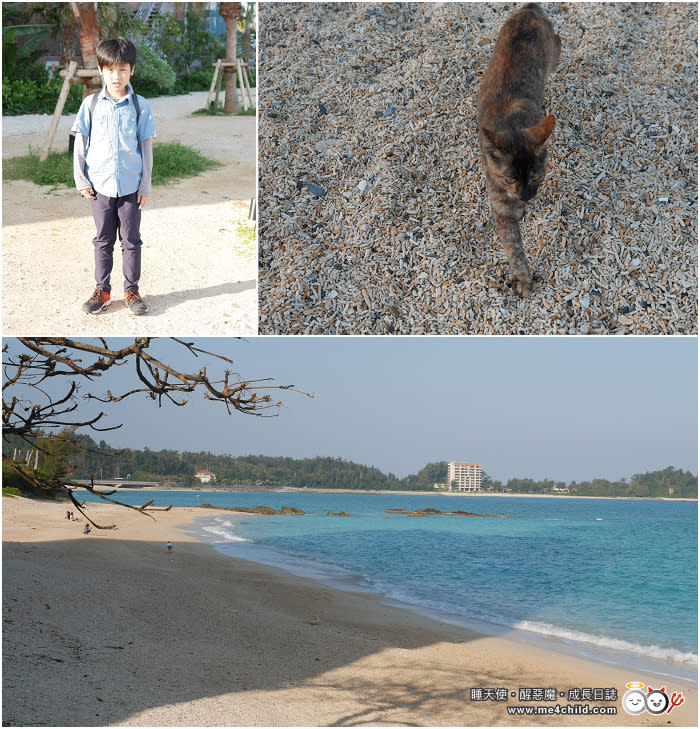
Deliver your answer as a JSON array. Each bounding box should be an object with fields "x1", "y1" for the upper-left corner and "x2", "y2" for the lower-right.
[
  {"x1": 72, "y1": 37, "x2": 157, "y2": 317},
  {"x1": 84, "y1": 524, "x2": 91, "y2": 535},
  {"x1": 167, "y1": 541, "x2": 173, "y2": 553}
]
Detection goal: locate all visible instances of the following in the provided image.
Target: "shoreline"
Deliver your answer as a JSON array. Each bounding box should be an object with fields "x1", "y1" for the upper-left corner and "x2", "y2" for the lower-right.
[
  {"x1": 3, "y1": 496, "x2": 696, "y2": 726},
  {"x1": 191, "y1": 509, "x2": 698, "y2": 685},
  {"x1": 74, "y1": 485, "x2": 698, "y2": 502}
]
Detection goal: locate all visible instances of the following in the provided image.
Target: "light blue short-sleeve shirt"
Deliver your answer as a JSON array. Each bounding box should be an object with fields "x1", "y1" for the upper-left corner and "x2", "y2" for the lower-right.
[{"x1": 72, "y1": 84, "x2": 156, "y2": 197}]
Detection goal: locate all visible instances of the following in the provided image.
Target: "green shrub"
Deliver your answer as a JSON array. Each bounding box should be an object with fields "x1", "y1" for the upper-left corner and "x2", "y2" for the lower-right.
[
  {"x1": 2, "y1": 23, "x2": 53, "y2": 81},
  {"x1": 2, "y1": 75, "x2": 83, "y2": 116},
  {"x1": 172, "y1": 69, "x2": 215, "y2": 95},
  {"x1": 2, "y1": 460, "x2": 29, "y2": 492},
  {"x1": 133, "y1": 44, "x2": 176, "y2": 96},
  {"x1": 151, "y1": 6, "x2": 224, "y2": 78},
  {"x1": 2, "y1": 486, "x2": 21, "y2": 497}
]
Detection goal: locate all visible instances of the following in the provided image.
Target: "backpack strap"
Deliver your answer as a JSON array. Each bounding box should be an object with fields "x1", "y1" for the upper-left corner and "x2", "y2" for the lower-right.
[
  {"x1": 131, "y1": 93, "x2": 142, "y2": 155},
  {"x1": 89, "y1": 91, "x2": 100, "y2": 118},
  {"x1": 86, "y1": 92, "x2": 99, "y2": 148},
  {"x1": 87, "y1": 89, "x2": 142, "y2": 153},
  {"x1": 131, "y1": 92, "x2": 141, "y2": 122}
]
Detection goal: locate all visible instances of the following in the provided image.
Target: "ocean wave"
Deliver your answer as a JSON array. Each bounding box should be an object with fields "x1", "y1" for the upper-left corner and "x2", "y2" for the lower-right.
[
  {"x1": 202, "y1": 525, "x2": 251, "y2": 542},
  {"x1": 365, "y1": 583, "x2": 697, "y2": 669},
  {"x1": 185, "y1": 494, "x2": 696, "y2": 679},
  {"x1": 514, "y1": 620, "x2": 698, "y2": 666}
]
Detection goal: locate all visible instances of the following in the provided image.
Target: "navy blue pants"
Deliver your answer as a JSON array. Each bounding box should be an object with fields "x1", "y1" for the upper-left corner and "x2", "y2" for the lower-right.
[{"x1": 91, "y1": 192, "x2": 142, "y2": 293}]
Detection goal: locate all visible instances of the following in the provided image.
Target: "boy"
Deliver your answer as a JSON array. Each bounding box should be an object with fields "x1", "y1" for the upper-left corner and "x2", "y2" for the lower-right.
[{"x1": 72, "y1": 38, "x2": 156, "y2": 315}]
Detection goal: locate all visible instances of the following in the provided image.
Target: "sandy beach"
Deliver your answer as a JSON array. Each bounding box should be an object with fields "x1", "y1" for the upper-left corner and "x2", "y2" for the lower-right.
[{"x1": 3, "y1": 495, "x2": 696, "y2": 727}]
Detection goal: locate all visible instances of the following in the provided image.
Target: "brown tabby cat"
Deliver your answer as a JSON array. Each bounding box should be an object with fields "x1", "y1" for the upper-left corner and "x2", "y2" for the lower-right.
[{"x1": 477, "y1": 3, "x2": 561, "y2": 296}]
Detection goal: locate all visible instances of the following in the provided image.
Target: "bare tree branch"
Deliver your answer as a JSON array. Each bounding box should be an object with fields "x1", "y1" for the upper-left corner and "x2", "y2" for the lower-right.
[
  {"x1": 63, "y1": 476, "x2": 174, "y2": 529},
  {"x1": 2, "y1": 338, "x2": 313, "y2": 523},
  {"x1": 4, "y1": 338, "x2": 311, "y2": 439}
]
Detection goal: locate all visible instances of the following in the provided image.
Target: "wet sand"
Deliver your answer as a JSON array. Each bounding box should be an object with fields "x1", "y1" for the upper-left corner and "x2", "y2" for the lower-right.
[{"x1": 2, "y1": 495, "x2": 696, "y2": 726}]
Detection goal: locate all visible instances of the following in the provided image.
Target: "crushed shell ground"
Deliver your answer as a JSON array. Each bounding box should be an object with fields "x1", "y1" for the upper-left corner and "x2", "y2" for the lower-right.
[{"x1": 257, "y1": 2, "x2": 697, "y2": 335}]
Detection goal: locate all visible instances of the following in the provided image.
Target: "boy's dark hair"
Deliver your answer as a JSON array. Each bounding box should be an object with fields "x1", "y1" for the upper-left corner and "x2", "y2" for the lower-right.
[{"x1": 96, "y1": 38, "x2": 137, "y2": 70}]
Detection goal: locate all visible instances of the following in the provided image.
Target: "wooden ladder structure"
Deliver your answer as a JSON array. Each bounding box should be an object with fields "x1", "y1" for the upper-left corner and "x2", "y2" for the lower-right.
[
  {"x1": 206, "y1": 59, "x2": 255, "y2": 112},
  {"x1": 40, "y1": 61, "x2": 102, "y2": 161}
]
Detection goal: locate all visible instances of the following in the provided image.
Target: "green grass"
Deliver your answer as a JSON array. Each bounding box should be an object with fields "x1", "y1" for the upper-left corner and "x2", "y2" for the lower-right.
[
  {"x1": 236, "y1": 218, "x2": 256, "y2": 246},
  {"x1": 2, "y1": 141, "x2": 220, "y2": 189},
  {"x1": 2, "y1": 149, "x2": 73, "y2": 188},
  {"x1": 193, "y1": 102, "x2": 257, "y2": 117},
  {"x1": 234, "y1": 218, "x2": 257, "y2": 261},
  {"x1": 151, "y1": 141, "x2": 220, "y2": 186}
]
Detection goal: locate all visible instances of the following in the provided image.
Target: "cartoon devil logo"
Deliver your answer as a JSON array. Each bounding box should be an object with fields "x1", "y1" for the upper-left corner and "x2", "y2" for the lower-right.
[{"x1": 622, "y1": 683, "x2": 684, "y2": 716}]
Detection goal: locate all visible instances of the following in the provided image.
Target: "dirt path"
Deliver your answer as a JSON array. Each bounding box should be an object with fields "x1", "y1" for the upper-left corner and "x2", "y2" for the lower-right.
[{"x1": 2, "y1": 91, "x2": 257, "y2": 335}]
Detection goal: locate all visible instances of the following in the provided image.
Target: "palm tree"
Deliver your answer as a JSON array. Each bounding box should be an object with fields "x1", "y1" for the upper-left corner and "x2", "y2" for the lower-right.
[
  {"x1": 238, "y1": 2, "x2": 255, "y2": 62},
  {"x1": 69, "y1": 2, "x2": 101, "y2": 95},
  {"x1": 218, "y1": 2, "x2": 241, "y2": 113},
  {"x1": 66, "y1": 3, "x2": 146, "y2": 96}
]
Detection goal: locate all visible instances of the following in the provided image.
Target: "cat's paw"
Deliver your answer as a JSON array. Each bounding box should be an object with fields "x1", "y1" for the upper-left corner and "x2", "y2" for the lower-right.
[{"x1": 510, "y1": 275, "x2": 533, "y2": 297}]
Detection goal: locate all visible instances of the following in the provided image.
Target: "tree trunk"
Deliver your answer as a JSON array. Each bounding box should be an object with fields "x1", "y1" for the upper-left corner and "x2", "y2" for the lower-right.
[
  {"x1": 242, "y1": 26, "x2": 252, "y2": 61},
  {"x1": 70, "y1": 2, "x2": 101, "y2": 97},
  {"x1": 219, "y1": 2, "x2": 241, "y2": 114}
]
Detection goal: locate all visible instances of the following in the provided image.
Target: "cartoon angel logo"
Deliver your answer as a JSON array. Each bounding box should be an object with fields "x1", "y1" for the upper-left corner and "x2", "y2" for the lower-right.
[{"x1": 622, "y1": 683, "x2": 684, "y2": 716}]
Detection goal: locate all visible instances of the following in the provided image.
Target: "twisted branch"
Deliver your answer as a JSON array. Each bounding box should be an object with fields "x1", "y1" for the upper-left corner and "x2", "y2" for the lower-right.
[
  {"x1": 2, "y1": 338, "x2": 313, "y2": 524},
  {"x1": 64, "y1": 476, "x2": 173, "y2": 529}
]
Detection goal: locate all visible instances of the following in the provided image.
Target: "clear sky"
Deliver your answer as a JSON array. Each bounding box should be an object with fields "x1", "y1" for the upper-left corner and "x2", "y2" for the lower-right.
[{"x1": 5, "y1": 336, "x2": 698, "y2": 483}]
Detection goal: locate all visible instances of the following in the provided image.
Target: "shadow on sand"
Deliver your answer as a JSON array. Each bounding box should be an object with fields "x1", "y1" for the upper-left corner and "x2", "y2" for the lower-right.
[
  {"x1": 99, "y1": 280, "x2": 256, "y2": 316},
  {"x1": 1, "y1": 174, "x2": 252, "y2": 227},
  {"x1": 2, "y1": 532, "x2": 522, "y2": 727}
]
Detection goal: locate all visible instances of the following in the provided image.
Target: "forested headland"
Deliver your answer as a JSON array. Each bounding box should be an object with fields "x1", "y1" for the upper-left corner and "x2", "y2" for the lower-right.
[{"x1": 3, "y1": 434, "x2": 696, "y2": 499}]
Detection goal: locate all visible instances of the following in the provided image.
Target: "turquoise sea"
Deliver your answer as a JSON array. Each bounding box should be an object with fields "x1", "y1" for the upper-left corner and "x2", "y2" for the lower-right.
[{"x1": 83, "y1": 490, "x2": 698, "y2": 681}]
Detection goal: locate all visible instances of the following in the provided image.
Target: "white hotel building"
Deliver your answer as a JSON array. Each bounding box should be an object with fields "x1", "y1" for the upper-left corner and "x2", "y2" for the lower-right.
[{"x1": 447, "y1": 462, "x2": 482, "y2": 492}]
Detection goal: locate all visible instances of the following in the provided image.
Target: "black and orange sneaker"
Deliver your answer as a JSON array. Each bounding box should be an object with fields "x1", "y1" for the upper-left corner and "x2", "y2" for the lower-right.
[
  {"x1": 81, "y1": 288, "x2": 111, "y2": 314},
  {"x1": 125, "y1": 289, "x2": 149, "y2": 316}
]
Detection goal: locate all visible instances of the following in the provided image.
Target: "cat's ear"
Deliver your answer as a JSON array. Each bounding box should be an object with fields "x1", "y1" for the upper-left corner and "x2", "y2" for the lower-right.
[
  {"x1": 527, "y1": 114, "x2": 556, "y2": 147},
  {"x1": 481, "y1": 126, "x2": 504, "y2": 151}
]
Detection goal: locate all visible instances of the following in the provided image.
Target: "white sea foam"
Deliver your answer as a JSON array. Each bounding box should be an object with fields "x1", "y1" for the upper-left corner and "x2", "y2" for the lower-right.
[
  {"x1": 515, "y1": 620, "x2": 698, "y2": 666},
  {"x1": 184, "y1": 494, "x2": 696, "y2": 683},
  {"x1": 201, "y1": 525, "x2": 251, "y2": 542},
  {"x1": 361, "y1": 581, "x2": 698, "y2": 675}
]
